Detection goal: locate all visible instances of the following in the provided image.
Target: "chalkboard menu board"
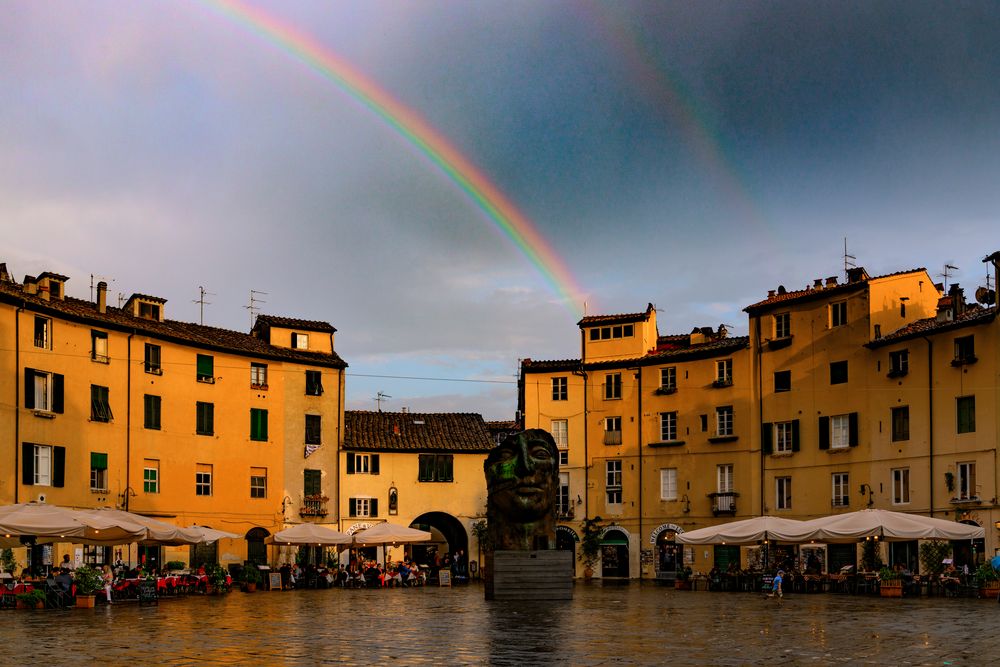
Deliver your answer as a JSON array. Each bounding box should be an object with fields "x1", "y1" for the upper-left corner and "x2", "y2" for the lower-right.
[
  {"x1": 269, "y1": 572, "x2": 282, "y2": 591},
  {"x1": 138, "y1": 580, "x2": 158, "y2": 605},
  {"x1": 438, "y1": 570, "x2": 451, "y2": 587}
]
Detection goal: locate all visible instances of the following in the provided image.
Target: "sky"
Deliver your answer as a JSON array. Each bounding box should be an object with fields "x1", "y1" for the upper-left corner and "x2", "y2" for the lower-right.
[{"x1": 3, "y1": 1, "x2": 999, "y2": 420}]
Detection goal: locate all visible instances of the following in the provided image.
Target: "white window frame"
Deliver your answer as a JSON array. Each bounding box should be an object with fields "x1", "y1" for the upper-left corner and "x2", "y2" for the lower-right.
[
  {"x1": 33, "y1": 444, "x2": 52, "y2": 486},
  {"x1": 196, "y1": 469, "x2": 213, "y2": 496},
  {"x1": 830, "y1": 414, "x2": 850, "y2": 449},
  {"x1": 892, "y1": 468, "x2": 910, "y2": 505},
  {"x1": 774, "y1": 421, "x2": 794, "y2": 453},
  {"x1": 550, "y1": 419, "x2": 568, "y2": 447},
  {"x1": 551, "y1": 377, "x2": 568, "y2": 401},
  {"x1": 717, "y1": 464, "x2": 734, "y2": 493},
  {"x1": 293, "y1": 332, "x2": 309, "y2": 350},
  {"x1": 775, "y1": 476, "x2": 792, "y2": 510},
  {"x1": 352, "y1": 497, "x2": 373, "y2": 518},
  {"x1": 957, "y1": 462, "x2": 977, "y2": 500},
  {"x1": 250, "y1": 469, "x2": 267, "y2": 499},
  {"x1": 715, "y1": 406, "x2": 734, "y2": 436},
  {"x1": 33, "y1": 371, "x2": 53, "y2": 412},
  {"x1": 606, "y1": 460, "x2": 622, "y2": 505},
  {"x1": 831, "y1": 301, "x2": 848, "y2": 327},
  {"x1": 832, "y1": 473, "x2": 849, "y2": 507},
  {"x1": 90, "y1": 463, "x2": 108, "y2": 492},
  {"x1": 355, "y1": 454, "x2": 371, "y2": 474},
  {"x1": 660, "y1": 468, "x2": 677, "y2": 501},
  {"x1": 715, "y1": 359, "x2": 733, "y2": 384},
  {"x1": 774, "y1": 312, "x2": 791, "y2": 339},
  {"x1": 660, "y1": 412, "x2": 677, "y2": 442},
  {"x1": 250, "y1": 363, "x2": 268, "y2": 388},
  {"x1": 660, "y1": 366, "x2": 676, "y2": 390},
  {"x1": 34, "y1": 316, "x2": 51, "y2": 349}
]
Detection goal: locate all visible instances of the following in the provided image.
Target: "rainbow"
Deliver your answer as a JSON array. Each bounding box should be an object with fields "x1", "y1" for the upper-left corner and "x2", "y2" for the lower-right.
[{"x1": 201, "y1": 0, "x2": 586, "y2": 318}]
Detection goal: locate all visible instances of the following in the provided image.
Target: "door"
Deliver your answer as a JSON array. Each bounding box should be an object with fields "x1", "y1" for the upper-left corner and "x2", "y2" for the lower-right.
[{"x1": 601, "y1": 529, "x2": 629, "y2": 578}]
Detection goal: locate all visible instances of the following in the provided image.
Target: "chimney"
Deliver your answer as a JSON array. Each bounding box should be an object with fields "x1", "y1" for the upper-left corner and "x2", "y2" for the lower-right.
[
  {"x1": 948, "y1": 283, "x2": 965, "y2": 317},
  {"x1": 97, "y1": 281, "x2": 107, "y2": 314},
  {"x1": 813, "y1": 279, "x2": 823, "y2": 289},
  {"x1": 936, "y1": 296, "x2": 954, "y2": 323},
  {"x1": 401, "y1": 406, "x2": 408, "y2": 414},
  {"x1": 767, "y1": 289, "x2": 776, "y2": 298},
  {"x1": 0, "y1": 263, "x2": 9, "y2": 283},
  {"x1": 984, "y1": 251, "x2": 1000, "y2": 308},
  {"x1": 826, "y1": 276, "x2": 838, "y2": 287},
  {"x1": 23, "y1": 276, "x2": 37, "y2": 295}
]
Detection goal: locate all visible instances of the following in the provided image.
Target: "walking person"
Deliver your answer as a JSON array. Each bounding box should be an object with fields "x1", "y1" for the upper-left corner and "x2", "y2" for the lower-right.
[{"x1": 767, "y1": 570, "x2": 784, "y2": 599}]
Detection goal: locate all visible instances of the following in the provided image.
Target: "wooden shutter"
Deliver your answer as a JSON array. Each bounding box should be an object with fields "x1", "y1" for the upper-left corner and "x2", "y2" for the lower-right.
[
  {"x1": 348, "y1": 498, "x2": 357, "y2": 517},
  {"x1": 346, "y1": 452, "x2": 355, "y2": 474},
  {"x1": 53, "y1": 446, "x2": 65, "y2": 488},
  {"x1": 22, "y1": 443, "x2": 34, "y2": 485},
  {"x1": 371, "y1": 455, "x2": 380, "y2": 475},
  {"x1": 24, "y1": 368, "x2": 35, "y2": 409},
  {"x1": 52, "y1": 373, "x2": 64, "y2": 413},
  {"x1": 761, "y1": 423, "x2": 773, "y2": 455},
  {"x1": 818, "y1": 416, "x2": 830, "y2": 450},
  {"x1": 370, "y1": 498, "x2": 378, "y2": 517},
  {"x1": 791, "y1": 419, "x2": 800, "y2": 452},
  {"x1": 848, "y1": 412, "x2": 859, "y2": 447}
]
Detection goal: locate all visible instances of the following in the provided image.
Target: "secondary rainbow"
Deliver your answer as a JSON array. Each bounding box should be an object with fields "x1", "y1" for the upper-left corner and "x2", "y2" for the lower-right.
[{"x1": 202, "y1": 0, "x2": 586, "y2": 318}]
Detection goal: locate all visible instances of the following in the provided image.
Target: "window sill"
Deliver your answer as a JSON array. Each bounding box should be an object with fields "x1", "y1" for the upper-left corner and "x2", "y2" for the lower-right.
[
  {"x1": 91, "y1": 356, "x2": 110, "y2": 364},
  {"x1": 196, "y1": 432, "x2": 214, "y2": 437},
  {"x1": 951, "y1": 357, "x2": 977, "y2": 367},
  {"x1": 887, "y1": 370, "x2": 908, "y2": 379},
  {"x1": 604, "y1": 396, "x2": 622, "y2": 401},
  {"x1": 197, "y1": 376, "x2": 216, "y2": 384},
  {"x1": 770, "y1": 451, "x2": 794, "y2": 458},
  {"x1": 32, "y1": 410, "x2": 56, "y2": 419},
  {"x1": 89, "y1": 419, "x2": 112, "y2": 424},
  {"x1": 767, "y1": 336, "x2": 793, "y2": 350},
  {"x1": 949, "y1": 496, "x2": 982, "y2": 505},
  {"x1": 826, "y1": 446, "x2": 851, "y2": 453},
  {"x1": 708, "y1": 435, "x2": 738, "y2": 443},
  {"x1": 711, "y1": 380, "x2": 733, "y2": 389},
  {"x1": 90, "y1": 488, "x2": 109, "y2": 494},
  {"x1": 648, "y1": 440, "x2": 685, "y2": 448},
  {"x1": 251, "y1": 384, "x2": 269, "y2": 391},
  {"x1": 654, "y1": 386, "x2": 677, "y2": 396},
  {"x1": 145, "y1": 368, "x2": 163, "y2": 376}
]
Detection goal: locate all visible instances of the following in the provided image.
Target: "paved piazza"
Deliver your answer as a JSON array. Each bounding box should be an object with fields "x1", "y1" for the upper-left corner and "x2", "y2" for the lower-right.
[{"x1": 2, "y1": 584, "x2": 998, "y2": 665}]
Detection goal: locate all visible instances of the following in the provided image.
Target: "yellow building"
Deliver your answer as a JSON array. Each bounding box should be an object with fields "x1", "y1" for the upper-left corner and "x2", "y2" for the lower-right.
[
  {"x1": 340, "y1": 410, "x2": 492, "y2": 572},
  {"x1": 0, "y1": 264, "x2": 346, "y2": 572}
]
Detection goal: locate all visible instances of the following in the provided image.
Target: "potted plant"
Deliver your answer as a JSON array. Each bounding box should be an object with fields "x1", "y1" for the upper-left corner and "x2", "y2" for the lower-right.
[
  {"x1": 878, "y1": 567, "x2": 902, "y2": 597},
  {"x1": 73, "y1": 565, "x2": 103, "y2": 608},
  {"x1": 165, "y1": 561, "x2": 186, "y2": 573},
  {"x1": 242, "y1": 564, "x2": 262, "y2": 593},
  {"x1": 578, "y1": 516, "x2": 604, "y2": 580},
  {"x1": 675, "y1": 565, "x2": 693, "y2": 590},
  {"x1": 16, "y1": 589, "x2": 47, "y2": 609},
  {"x1": 944, "y1": 471, "x2": 955, "y2": 494},
  {"x1": 206, "y1": 564, "x2": 229, "y2": 594},
  {"x1": 974, "y1": 562, "x2": 1000, "y2": 598},
  {"x1": 0, "y1": 548, "x2": 17, "y2": 575}
]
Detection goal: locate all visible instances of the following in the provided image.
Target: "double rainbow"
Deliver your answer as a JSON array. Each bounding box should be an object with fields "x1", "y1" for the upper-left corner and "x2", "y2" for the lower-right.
[{"x1": 202, "y1": 0, "x2": 586, "y2": 318}]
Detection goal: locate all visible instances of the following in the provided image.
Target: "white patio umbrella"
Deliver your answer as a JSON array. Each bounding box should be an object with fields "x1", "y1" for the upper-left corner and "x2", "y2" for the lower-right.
[
  {"x1": 352, "y1": 522, "x2": 432, "y2": 546},
  {"x1": 269, "y1": 523, "x2": 352, "y2": 546},
  {"x1": 75, "y1": 508, "x2": 204, "y2": 545},
  {"x1": 187, "y1": 525, "x2": 241, "y2": 544},
  {"x1": 800, "y1": 508, "x2": 985, "y2": 543},
  {"x1": 675, "y1": 516, "x2": 814, "y2": 545},
  {"x1": 0, "y1": 503, "x2": 147, "y2": 544}
]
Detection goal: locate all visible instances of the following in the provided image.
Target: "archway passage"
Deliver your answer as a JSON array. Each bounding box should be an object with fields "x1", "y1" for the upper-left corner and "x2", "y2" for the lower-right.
[
  {"x1": 246, "y1": 527, "x2": 270, "y2": 565},
  {"x1": 410, "y1": 512, "x2": 469, "y2": 576},
  {"x1": 655, "y1": 530, "x2": 679, "y2": 580},
  {"x1": 601, "y1": 528, "x2": 630, "y2": 578},
  {"x1": 556, "y1": 527, "x2": 578, "y2": 558}
]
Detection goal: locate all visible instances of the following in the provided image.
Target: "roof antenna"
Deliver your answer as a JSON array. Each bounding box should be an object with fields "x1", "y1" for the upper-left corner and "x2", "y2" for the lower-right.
[
  {"x1": 940, "y1": 264, "x2": 958, "y2": 292},
  {"x1": 843, "y1": 237, "x2": 856, "y2": 281},
  {"x1": 245, "y1": 289, "x2": 268, "y2": 328},
  {"x1": 375, "y1": 391, "x2": 392, "y2": 412},
  {"x1": 90, "y1": 274, "x2": 115, "y2": 302},
  {"x1": 193, "y1": 286, "x2": 215, "y2": 326}
]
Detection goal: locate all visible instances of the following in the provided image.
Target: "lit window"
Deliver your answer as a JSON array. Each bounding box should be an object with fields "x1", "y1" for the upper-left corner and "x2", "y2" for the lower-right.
[
  {"x1": 91, "y1": 330, "x2": 109, "y2": 363},
  {"x1": 292, "y1": 332, "x2": 309, "y2": 350}
]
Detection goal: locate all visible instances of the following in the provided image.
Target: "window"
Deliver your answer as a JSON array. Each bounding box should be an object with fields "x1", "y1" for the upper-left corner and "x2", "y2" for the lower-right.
[
  {"x1": 774, "y1": 421, "x2": 795, "y2": 453},
  {"x1": 659, "y1": 366, "x2": 676, "y2": 391},
  {"x1": 196, "y1": 354, "x2": 214, "y2": 382},
  {"x1": 589, "y1": 324, "x2": 634, "y2": 340},
  {"x1": 34, "y1": 444, "x2": 52, "y2": 486},
  {"x1": 819, "y1": 413, "x2": 858, "y2": 450},
  {"x1": 830, "y1": 361, "x2": 848, "y2": 385},
  {"x1": 305, "y1": 414, "x2": 322, "y2": 445},
  {"x1": 717, "y1": 464, "x2": 734, "y2": 493},
  {"x1": 830, "y1": 301, "x2": 848, "y2": 327},
  {"x1": 604, "y1": 373, "x2": 622, "y2": 400},
  {"x1": 660, "y1": 412, "x2": 677, "y2": 442},
  {"x1": 957, "y1": 462, "x2": 977, "y2": 500},
  {"x1": 892, "y1": 468, "x2": 910, "y2": 504},
  {"x1": 347, "y1": 452, "x2": 380, "y2": 475},
  {"x1": 90, "y1": 385, "x2": 113, "y2": 422},
  {"x1": 953, "y1": 335, "x2": 976, "y2": 364},
  {"x1": 250, "y1": 408, "x2": 268, "y2": 441},
  {"x1": 138, "y1": 302, "x2": 160, "y2": 321},
  {"x1": 143, "y1": 460, "x2": 159, "y2": 494},
  {"x1": 304, "y1": 469, "x2": 322, "y2": 497},
  {"x1": 250, "y1": 468, "x2": 267, "y2": 499},
  {"x1": 957, "y1": 396, "x2": 976, "y2": 434},
  {"x1": 557, "y1": 472, "x2": 571, "y2": 516},
  {"x1": 715, "y1": 359, "x2": 733, "y2": 385},
  {"x1": 24, "y1": 368, "x2": 64, "y2": 413},
  {"x1": 774, "y1": 312, "x2": 791, "y2": 339},
  {"x1": 305, "y1": 370, "x2": 323, "y2": 396},
  {"x1": 144, "y1": 344, "x2": 162, "y2": 374},
  {"x1": 418, "y1": 454, "x2": 453, "y2": 482},
  {"x1": 91, "y1": 330, "x2": 109, "y2": 363},
  {"x1": 348, "y1": 497, "x2": 377, "y2": 518},
  {"x1": 551, "y1": 377, "x2": 568, "y2": 401},
  {"x1": 604, "y1": 416, "x2": 622, "y2": 445},
  {"x1": 891, "y1": 406, "x2": 909, "y2": 442},
  {"x1": 889, "y1": 349, "x2": 908, "y2": 377},
  {"x1": 20, "y1": 443, "x2": 64, "y2": 487},
  {"x1": 250, "y1": 363, "x2": 268, "y2": 389},
  {"x1": 195, "y1": 464, "x2": 213, "y2": 496},
  {"x1": 715, "y1": 406, "x2": 734, "y2": 437},
  {"x1": 774, "y1": 370, "x2": 791, "y2": 392},
  {"x1": 144, "y1": 395, "x2": 161, "y2": 430},
  {"x1": 660, "y1": 468, "x2": 677, "y2": 501},
  {"x1": 775, "y1": 477, "x2": 792, "y2": 510},
  {"x1": 196, "y1": 402, "x2": 214, "y2": 436},
  {"x1": 551, "y1": 419, "x2": 568, "y2": 465},
  {"x1": 606, "y1": 460, "x2": 622, "y2": 505},
  {"x1": 832, "y1": 473, "x2": 849, "y2": 507},
  {"x1": 90, "y1": 452, "x2": 108, "y2": 492},
  {"x1": 292, "y1": 332, "x2": 309, "y2": 350},
  {"x1": 33, "y1": 316, "x2": 51, "y2": 349}
]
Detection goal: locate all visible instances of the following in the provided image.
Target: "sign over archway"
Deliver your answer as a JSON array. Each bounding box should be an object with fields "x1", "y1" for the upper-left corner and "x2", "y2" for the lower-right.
[{"x1": 649, "y1": 523, "x2": 684, "y2": 544}]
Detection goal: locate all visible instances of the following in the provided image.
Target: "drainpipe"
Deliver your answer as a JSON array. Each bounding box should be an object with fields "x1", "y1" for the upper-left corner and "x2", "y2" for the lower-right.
[
  {"x1": 756, "y1": 316, "x2": 764, "y2": 516},
  {"x1": 922, "y1": 336, "x2": 933, "y2": 517},
  {"x1": 14, "y1": 303, "x2": 24, "y2": 503},
  {"x1": 573, "y1": 367, "x2": 589, "y2": 520},
  {"x1": 630, "y1": 366, "x2": 643, "y2": 565},
  {"x1": 336, "y1": 366, "x2": 344, "y2": 523},
  {"x1": 126, "y1": 332, "x2": 134, "y2": 510}
]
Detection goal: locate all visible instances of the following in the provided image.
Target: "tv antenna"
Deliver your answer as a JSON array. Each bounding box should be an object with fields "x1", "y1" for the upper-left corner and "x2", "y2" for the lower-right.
[
  {"x1": 89, "y1": 274, "x2": 115, "y2": 302},
  {"x1": 193, "y1": 286, "x2": 215, "y2": 325},
  {"x1": 940, "y1": 264, "x2": 959, "y2": 291},
  {"x1": 375, "y1": 391, "x2": 392, "y2": 412},
  {"x1": 245, "y1": 289, "x2": 268, "y2": 328},
  {"x1": 843, "y1": 237, "x2": 856, "y2": 280}
]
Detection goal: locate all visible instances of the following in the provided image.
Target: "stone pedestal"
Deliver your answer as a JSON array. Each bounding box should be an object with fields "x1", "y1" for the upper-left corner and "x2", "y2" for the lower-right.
[{"x1": 485, "y1": 550, "x2": 573, "y2": 601}]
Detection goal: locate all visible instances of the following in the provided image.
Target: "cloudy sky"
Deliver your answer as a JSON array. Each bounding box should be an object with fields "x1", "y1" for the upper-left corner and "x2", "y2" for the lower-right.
[{"x1": 3, "y1": 1, "x2": 999, "y2": 419}]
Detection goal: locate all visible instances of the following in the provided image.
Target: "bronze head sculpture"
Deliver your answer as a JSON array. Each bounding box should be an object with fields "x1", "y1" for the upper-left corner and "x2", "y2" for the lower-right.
[{"x1": 484, "y1": 428, "x2": 559, "y2": 551}]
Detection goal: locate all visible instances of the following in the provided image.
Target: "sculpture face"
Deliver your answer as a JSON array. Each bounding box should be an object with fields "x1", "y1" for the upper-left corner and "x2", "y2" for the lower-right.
[{"x1": 485, "y1": 429, "x2": 558, "y2": 525}]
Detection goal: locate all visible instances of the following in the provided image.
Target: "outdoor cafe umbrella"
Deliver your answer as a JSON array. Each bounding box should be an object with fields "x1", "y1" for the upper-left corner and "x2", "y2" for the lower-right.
[
  {"x1": 187, "y1": 525, "x2": 241, "y2": 544},
  {"x1": 674, "y1": 516, "x2": 813, "y2": 545},
  {"x1": 74, "y1": 508, "x2": 204, "y2": 546},
  {"x1": 268, "y1": 523, "x2": 352, "y2": 546},
  {"x1": 352, "y1": 522, "x2": 432, "y2": 546},
  {"x1": 799, "y1": 508, "x2": 986, "y2": 543},
  {"x1": 0, "y1": 502, "x2": 147, "y2": 545}
]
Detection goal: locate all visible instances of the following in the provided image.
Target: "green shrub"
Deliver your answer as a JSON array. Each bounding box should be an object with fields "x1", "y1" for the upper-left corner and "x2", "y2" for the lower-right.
[
  {"x1": 918, "y1": 541, "x2": 951, "y2": 576},
  {"x1": 165, "y1": 561, "x2": 186, "y2": 572},
  {"x1": 73, "y1": 565, "x2": 103, "y2": 595}
]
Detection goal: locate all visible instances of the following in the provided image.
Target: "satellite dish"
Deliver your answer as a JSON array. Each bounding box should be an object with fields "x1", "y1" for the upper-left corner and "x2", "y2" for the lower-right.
[{"x1": 975, "y1": 287, "x2": 995, "y2": 305}]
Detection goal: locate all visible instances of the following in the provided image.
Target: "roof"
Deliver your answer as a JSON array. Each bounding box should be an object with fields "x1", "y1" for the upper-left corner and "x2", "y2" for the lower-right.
[
  {"x1": 344, "y1": 411, "x2": 494, "y2": 453},
  {"x1": 521, "y1": 336, "x2": 749, "y2": 372},
  {"x1": 744, "y1": 268, "x2": 927, "y2": 313},
  {"x1": 867, "y1": 306, "x2": 996, "y2": 348},
  {"x1": 521, "y1": 358, "x2": 581, "y2": 372},
  {"x1": 254, "y1": 314, "x2": 337, "y2": 334},
  {"x1": 578, "y1": 303, "x2": 654, "y2": 327},
  {"x1": 0, "y1": 276, "x2": 347, "y2": 368}
]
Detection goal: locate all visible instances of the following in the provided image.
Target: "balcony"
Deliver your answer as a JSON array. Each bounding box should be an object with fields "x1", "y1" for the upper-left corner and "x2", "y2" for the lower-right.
[
  {"x1": 603, "y1": 430, "x2": 622, "y2": 446},
  {"x1": 654, "y1": 385, "x2": 677, "y2": 396},
  {"x1": 766, "y1": 336, "x2": 793, "y2": 350},
  {"x1": 300, "y1": 495, "x2": 329, "y2": 517},
  {"x1": 556, "y1": 507, "x2": 576, "y2": 521},
  {"x1": 708, "y1": 491, "x2": 738, "y2": 516}
]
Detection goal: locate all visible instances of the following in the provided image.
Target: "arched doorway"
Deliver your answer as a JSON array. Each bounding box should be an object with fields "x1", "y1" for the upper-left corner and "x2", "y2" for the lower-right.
[
  {"x1": 246, "y1": 527, "x2": 270, "y2": 565},
  {"x1": 556, "y1": 526, "x2": 578, "y2": 561},
  {"x1": 410, "y1": 512, "x2": 468, "y2": 575},
  {"x1": 650, "y1": 523, "x2": 684, "y2": 581},
  {"x1": 601, "y1": 528, "x2": 630, "y2": 578},
  {"x1": 190, "y1": 529, "x2": 218, "y2": 567}
]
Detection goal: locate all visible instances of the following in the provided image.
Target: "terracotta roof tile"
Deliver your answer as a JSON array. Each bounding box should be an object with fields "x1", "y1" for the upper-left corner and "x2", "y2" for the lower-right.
[
  {"x1": 254, "y1": 314, "x2": 336, "y2": 333},
  {"x1": 578, "y1": 303, "x2": 654, "y2": 327},
  {"x1": 868, "y1": 306, "x2": 996, "y2": 348},
  {"x1": 345, "y1": 411, "x2": 494, "y2": 452},
  {"x1": 744, "y1": 268, "x2": 927, "y2": 312}
]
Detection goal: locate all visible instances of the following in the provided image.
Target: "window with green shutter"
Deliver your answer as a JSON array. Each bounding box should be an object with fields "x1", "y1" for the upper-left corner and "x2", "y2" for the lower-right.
[
  {"x1": 305, "y1": 370, "x2": 323, "y2": 396},
  {"x1": 418, "y1": 454, "x2": 454, "y2": 482},
  {"x1": 196, "y1": 402, "x2": 214, "y2": 435},
  {"x1": 250, "y1": 408, "x2": 268, "y2": 441},
  {"x1": 90, "y1": 385, "x2": 112, "y2": 422},
  {"x1": 196, "y1": 354, "x2": 214, "y2": 382},
  {"x1": 144, "y1": 395, "x2": 161, "y2": 430},
  {"x1": 957, "y1": 396, "x2": 976, "y2": 433},
  {"x1": 304, "y1": 469, "x2": 322, "y2": 496},
  {"x1": 305, "y1": 415, "x2": 321, "y2": 444},
  {"x1": 90, "y1": 452, "x2": 108, "y2": 491}
]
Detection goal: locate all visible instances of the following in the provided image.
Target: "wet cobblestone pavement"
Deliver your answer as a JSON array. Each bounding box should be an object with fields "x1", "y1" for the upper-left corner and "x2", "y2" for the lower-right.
[{"x1": 2, "y1": 584, "x2": 998, "y2": 665}]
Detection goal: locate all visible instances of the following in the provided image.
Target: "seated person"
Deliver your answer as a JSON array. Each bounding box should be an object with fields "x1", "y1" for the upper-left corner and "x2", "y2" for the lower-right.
[
  {"x1": 54, "y1": 568, "x2": 74, "y2": 593},
  {"x1": 940, "y1": 564, "x2": 961, "y2": 593}
]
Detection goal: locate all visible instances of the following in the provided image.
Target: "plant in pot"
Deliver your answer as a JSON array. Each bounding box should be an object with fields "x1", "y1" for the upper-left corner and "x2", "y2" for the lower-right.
[
  {"x1": 0, "y1": 548, "x2": 17, "y2": 575},
  {"x1": 878, "y1": 566, "x2": 902, "y2": 597},
  {"x1": 675, "y1": 565, "x2": 693, "y2": 590},
  {"x1": 73, "y1": 565, "x2": 103, "y2": 608},
  {"x1": 974, "y1": 562, "x2": 1000, "y2": 598},
  {"x1": 578, "y1": 516, "x2": 604, "y2": 580},
  {"x1": 242, "y1": 564, "x2": 262, "y2": 592},
  {"x1": 16, "y1": 589, "x2": 47, "y2": 609},
  {"x1": 206, "y1": 564, "x2": 229, "y2": 593}
]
